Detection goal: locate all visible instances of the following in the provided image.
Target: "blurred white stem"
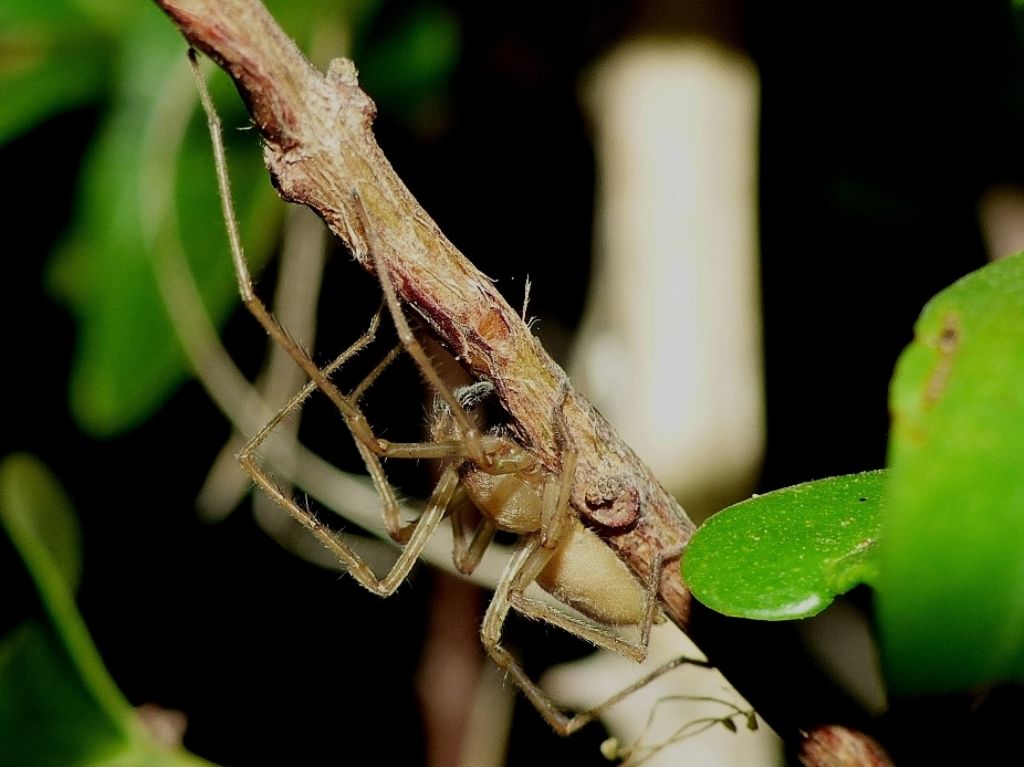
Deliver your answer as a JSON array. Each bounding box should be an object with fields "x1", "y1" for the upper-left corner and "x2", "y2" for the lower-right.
[
  {"x1": 571, "y1": 39, "x2": 764, "y2": 518},
  {"x1": 978, "y1": 184, "x2": 1024, "y2": 262}
]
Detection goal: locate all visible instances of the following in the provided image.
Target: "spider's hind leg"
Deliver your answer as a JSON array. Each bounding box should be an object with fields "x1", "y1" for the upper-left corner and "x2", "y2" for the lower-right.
[{"x1": 481, "y1": 531, "x2": 704, "y2": 736}]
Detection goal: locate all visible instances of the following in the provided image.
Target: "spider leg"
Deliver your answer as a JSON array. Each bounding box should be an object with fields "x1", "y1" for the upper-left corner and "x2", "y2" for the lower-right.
[
  {"x1": 449, "y1": 490, "x2": 497, "y2": 574},
  {"x1": 240, "y1": 391, "x2": 459, "y2": 596},
  {"x1": 191, "y1": 52, "x2": 388, "y2": 457},
  {"x1": 191, "y1": 53, "x2": 486, "y2": 550},
  {"x1": 349, "y1": 190, "x2": 490, "y2": 468},
  {"x1": 479, "y1": 428, "x2": 699, "y2": 735},
  {"x1": 481, "y1": 534, "x2": 705, "y2": 735}
]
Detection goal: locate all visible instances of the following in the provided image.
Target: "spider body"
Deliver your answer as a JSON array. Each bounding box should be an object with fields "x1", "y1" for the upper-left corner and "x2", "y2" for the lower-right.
[{"x1": 431, "y1": 390, "x2": 649, "y2": 628}]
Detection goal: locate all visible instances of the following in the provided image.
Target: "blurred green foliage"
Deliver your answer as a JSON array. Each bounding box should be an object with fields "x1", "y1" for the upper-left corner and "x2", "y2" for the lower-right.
[
  {"x1": 2, "y1": 0, "x2": 459, "y2": 435},
  {"x1": 683, "y1": 470, "x2": 884, "y2": 620},
  {"x1": 0, "y1": 2, "x2": 460, "y2": 756},
  {"x1": 0, "y1": 453, "x2": 219, "y2": 766},
  {"x1": 879, "y1": 251, "x2": 1024, "y2": 695},
  {"x1": 684, "y1": 252, "x2": 1024, "y2": 697}
]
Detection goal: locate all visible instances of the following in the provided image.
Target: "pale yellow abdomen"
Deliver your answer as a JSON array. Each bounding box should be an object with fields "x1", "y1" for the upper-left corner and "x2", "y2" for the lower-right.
[
  {"x1": 536, "y1": 521, "x2": 647, "y2": 626},
  {"x1": 465, "y1": 471, "x2": 544, "y2": 534}
]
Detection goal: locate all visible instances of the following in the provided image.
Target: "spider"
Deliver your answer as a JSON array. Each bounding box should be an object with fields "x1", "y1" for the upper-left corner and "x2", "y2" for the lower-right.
[{"x1": 191, "y1": 51, "x2": 698, "y2": 736}]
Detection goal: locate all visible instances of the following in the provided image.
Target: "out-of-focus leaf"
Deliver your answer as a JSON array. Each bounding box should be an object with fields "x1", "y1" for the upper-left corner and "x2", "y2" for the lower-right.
[
  {"x1": 0, "y1": 0, "x2": 88, "y2": 25},
  {"x1": 0, "y1": 452, "x2": 82, "y2": 594},
  {"x1": 0, "y1": 453, "x2": 220, "y2": 766},
  {"x1": 33, "y1": 0, "x2": 449, "y2": 436},
  {"x1": 356, "y1": 3, "x2": 459, "y2": 123},
  {"x1": 0, "y1": 454, "x2": 123, "y2": 767},
  {"x1": 0, "y1": 2, "x2": 110, "y2": 143},
  {"x1": 878, "y1": 251, "x2": 1024, "y2": 695},
  {"x1": 49, "y1": 9, "x2": 281, "y2": 436},
  {"x1": 682, "y1": 471, "x2": 885, "y2": 620},
  {"x1": 0, "y1": 453, "x2": 132, "y2": 727},
  {"x1": 0, "y1": 48, "x2": 106, "y2": 143},
  {"x1": 0, "y1": 624, "x2": 219, "y2": 767},
  {"x1": 0, "y1": 622, "x2": 130, "y2": 767}
]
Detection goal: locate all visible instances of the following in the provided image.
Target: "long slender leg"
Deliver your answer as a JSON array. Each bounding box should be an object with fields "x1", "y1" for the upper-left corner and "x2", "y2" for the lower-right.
[
  {"x1": 541, "y1": 379, "x2": 577, "y2": 547},
  {"x1": 480, "y1": 421, "x2": 697, "y2": 733},
  {"x1": 513, "y1": 381, "x2": 665, "y2": 660},
  {"x1": 343, "y1": 346, "x2": 487, "y2": 544},
  {"x1": 482, "y1": 537, "x2": 704, "y2": 735},
  {"x1": 349, "y1": 191, "x2": 489, "y2": 467},
  {"x1": 242, "y1": 410, "x2": 459, "y2": 596},
  {"x1": 189, "y1": 52, "x2": 482, "y2": 550},
  {"x1": 191, "y1": 53, "x2": 373, "y2": 443},
  {"x1": 515, "y1": 394, "x2": 660, "y2": 664},
  {"x1": 509, "y1": 470, "x2": 665, "y2": 664},
  {"x1": 449, "y1": 491, "x2": 497, "y2": 575},
  {"x1": 512, "y1": 548, "x2": 671, "y2": 663}
]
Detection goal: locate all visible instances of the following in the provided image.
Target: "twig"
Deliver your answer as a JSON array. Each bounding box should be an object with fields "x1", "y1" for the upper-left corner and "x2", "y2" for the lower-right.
[{"x1": 154, "y1": 0, "x2": 694, "y2": 627}]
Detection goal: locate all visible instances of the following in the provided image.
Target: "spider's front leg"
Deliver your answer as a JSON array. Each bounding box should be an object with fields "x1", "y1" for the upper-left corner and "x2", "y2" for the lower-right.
[{"x1": 192, "y1": 50, "x2": 482, "y2": 584}]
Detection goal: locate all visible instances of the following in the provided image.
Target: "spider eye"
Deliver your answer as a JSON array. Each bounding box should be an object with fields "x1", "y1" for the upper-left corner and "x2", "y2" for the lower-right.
[{"x1": 455, "y1": 380, "x2": 495, "y2": 410}]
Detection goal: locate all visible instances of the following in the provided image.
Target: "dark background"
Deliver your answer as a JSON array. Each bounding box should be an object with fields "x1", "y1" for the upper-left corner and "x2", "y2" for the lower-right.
[{"x1": 3, "y1": 1, "x2": 1022, "y2": 764}]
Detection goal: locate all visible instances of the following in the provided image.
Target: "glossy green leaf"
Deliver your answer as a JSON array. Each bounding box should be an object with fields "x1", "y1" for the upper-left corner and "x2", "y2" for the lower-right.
[
  {"x1": 877, "y1": 251, "x2": 1024, "y2": 695},
  {"x1": 682, "y1": 471, "x2": 885, "y2": 620}
]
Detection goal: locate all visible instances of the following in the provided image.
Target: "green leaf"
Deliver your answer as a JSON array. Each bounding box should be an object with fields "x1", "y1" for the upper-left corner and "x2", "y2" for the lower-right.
[
  {"x1": 0, "y1": 621, "x2": 220, "y2": 767},
  {"x1": 0, "y1": 0, "x2": 123, "y2": 144},
  {"x1": 0, "y1": 453, "x2": 221, "y2": 766},
  {"x1": 877, "y1": 251, "x2": 1024, "y2": 695},
  {"x1": 0, "y1": 452, "x2": 82, "y2": 594},
  {"x1": 49, "y1": 11, "x2": 281, "y2": 435},
  {"x1": 35, "y1": 0, "x2": 423, "y2": 436},
  {"x1": 682, "y1": 471, "x2": 885, "y2": 620},
  {"x1": 0, "y1": 453, "x2": 133, "y2": 731},
  {"x1": 0, "y1": 622, "x2": 129, "y2": 767},
  {"x1": 0, "y1": 0, "x2": 90, "y2": 25}
]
